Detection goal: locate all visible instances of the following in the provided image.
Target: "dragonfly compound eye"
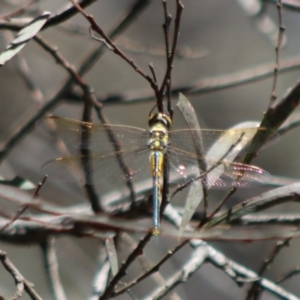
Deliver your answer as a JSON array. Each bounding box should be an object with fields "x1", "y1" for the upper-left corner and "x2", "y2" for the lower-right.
[{"x1": 148, "y1": 113, "x2": 172, "y2": 129}]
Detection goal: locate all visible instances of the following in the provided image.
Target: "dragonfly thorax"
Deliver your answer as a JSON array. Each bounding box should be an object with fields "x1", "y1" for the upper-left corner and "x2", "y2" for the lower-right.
[
  {"x1": 148, "y1": 130, "x2": 169, "y2": 151},
  {"x1": 148, "y1": 113, "x2": 171, "y2": 152}
]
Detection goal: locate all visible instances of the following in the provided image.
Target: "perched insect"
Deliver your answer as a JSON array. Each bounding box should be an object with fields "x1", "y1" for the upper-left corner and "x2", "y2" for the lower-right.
[{"x1": 38, "y1": 113, "x2": 276, "y2": 235}]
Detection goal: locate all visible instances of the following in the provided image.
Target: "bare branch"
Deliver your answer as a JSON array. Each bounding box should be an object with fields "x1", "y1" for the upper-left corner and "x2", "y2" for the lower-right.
[
  {"x1": 0, "y1": 0, "x2": 150, "y2": 163},
  {"x1": 0, "y1": 250, "x2": 42, "y2": 300},
  {"x1": 268, "y1": 0, "x2": 285, "y2": 106},
  {"x1": 246, "y1": 238, "x2": 291, "y2": 299},
  {"x1": 70, "y1": 0, "x2": 159, "y2": 98},
  {"x1": 99, "y1": 233, "x2": 153, "y2": 300}
]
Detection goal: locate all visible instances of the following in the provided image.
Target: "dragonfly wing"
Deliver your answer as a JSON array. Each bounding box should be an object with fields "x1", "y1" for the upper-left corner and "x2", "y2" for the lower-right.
[
  {"x1": 37, "y1": 116, "x2": 149, "y2": 152},
  {"x1": 167, "y1": 147, "x2": 268, "y2": 236},
  {"x1": 42, "y1": 147, "x2": 151, "y2": 187},
  {"x1": 167, "y1": 147, "x2": 270, "y2": 189},
  {"x1": 204, "y1": 160, "x2": 270, "y2": 188},
  {"x1": 169, "y1": 123, "x2": 279, "y2": 159}
]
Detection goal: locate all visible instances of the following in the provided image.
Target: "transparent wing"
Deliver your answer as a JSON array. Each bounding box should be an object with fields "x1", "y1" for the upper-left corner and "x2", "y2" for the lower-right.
[
  {"x1": 37, "y1": 117, "x2": 278, "y2": 157},
  {"x1": 37, "y1": 116, "x2": 149, "y2": 152},
  {"x1": 42, "y1": 147, "x2": 269, "y2": 189},
  {"x1": 169, "y1": 127, "x2": 278, "y2": 158},
  {"x1": 41, "y1": 142, "x2": 271, "y2": 189},
  {"x1": 41, "y1": 147, "x2": 151, "y2": 186},
  {"x1": 167, "y1": 146, "x2": 270, "y2": 189},
  {"x1": 38, "y1": 116, "x2": 273, "y2": 189}
]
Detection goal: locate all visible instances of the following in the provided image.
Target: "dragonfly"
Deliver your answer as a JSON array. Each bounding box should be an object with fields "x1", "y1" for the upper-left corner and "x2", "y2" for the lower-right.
[{"x1": 38, "y1": 113, "x2": 276, "y2": 235}]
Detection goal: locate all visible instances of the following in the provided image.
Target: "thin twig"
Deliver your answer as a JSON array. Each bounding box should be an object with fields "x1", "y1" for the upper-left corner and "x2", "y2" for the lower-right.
[
  {"x1": 99, "y1": 232, "x2": 153, "y2": 300},
  {"x1": 277, "y1": 267, "x2": 300, "y2": 284},
  {"x1": 119, "y1": 233, "x2": 182, "y2": 300},
  {"x1": 71, "y1": 0, "x2": 160, "y2": 99},
  {"x1": 0, "y1": 176, "x2": 47, "y2": 233},
  {"x1": 244, "y1": 77, "x2": 300, "y2": 165},
  {"x1": 149, "y1": 63, "x2": 158, "y2": 85},
  {"x1": 1, "y1": 250, "x2": 24, "y2": 299},
  {"x1": 170, "y1": 132, "x2": 245, "y2": 202},
  {"x1": 204, "y1": 132, "x2": 246, "y2": 221},
  {"x1": 160, "y1": 0, "x2": 173, "y2": 113},
  {"x1": 33, "y1": 34, "x2": 102, "y2": 212},
  {"x1": 0, "y1": 250, "x2": 42, "y2": 300},
  {"x1": 93, "y1": 104, "x2": 137, "y2": 206},
  {"x1": 159, "y1": 0, "x2": 183, "y2": 115},
  {"x1": 0, "y1": 0, "x2": 150, "y2": 163},
  {"x1": 246, "y1": 238, "x2": 291, "y2": 300},
  {"x1": 80, "y1": 88, "x2": 102, "y2": 212},
  {"x1": 113, "y1": 240, "x2": 188, "y2": 296},
  {"x1": 269, "y1": 0, "x2": 285, "y2": 107},
  {"x1": 263, "y1": 0, "x2": 300, "y2": 12},
  {"x1": 34, "y1": 35, "x2": 93, "y2": 94},
  {"x1": 161, "y1": 205, "x2": 300, "y2": 300},
  {"x1": 62, "y1": 54, "x2": 300, "y2": 106},
  {"x1": 202, "y1": 192, "x2": 300, "y2": 231}
]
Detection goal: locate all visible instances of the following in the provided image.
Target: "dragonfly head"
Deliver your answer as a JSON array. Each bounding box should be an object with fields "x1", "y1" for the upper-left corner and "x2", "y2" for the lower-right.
[{"x1": 148, "y1": 113, "x2": 172, "y2": 129}]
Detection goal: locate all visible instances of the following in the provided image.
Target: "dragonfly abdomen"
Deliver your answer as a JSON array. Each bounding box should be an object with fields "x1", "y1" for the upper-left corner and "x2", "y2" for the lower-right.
[{"x1": 150, "y1": 150, "x2": 164, "y2": 236}]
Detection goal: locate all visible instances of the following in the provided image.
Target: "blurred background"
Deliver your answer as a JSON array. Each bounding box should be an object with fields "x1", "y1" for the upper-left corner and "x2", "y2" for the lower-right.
[{"x1": 0, "y1": 0, "x2": 300, "y2": 299}]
